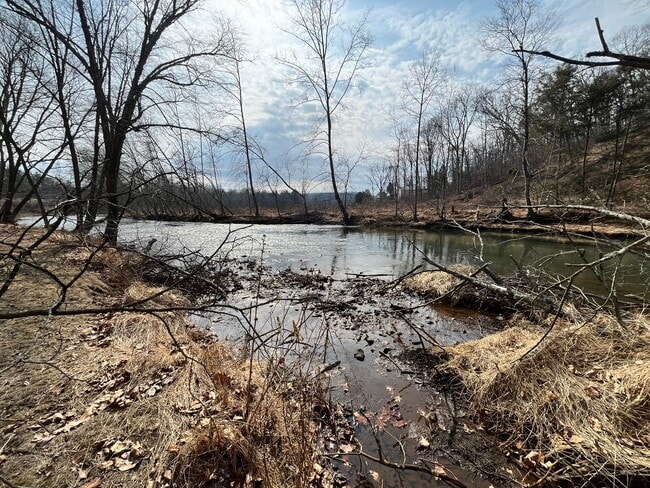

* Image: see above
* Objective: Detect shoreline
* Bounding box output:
[126,208,647,240]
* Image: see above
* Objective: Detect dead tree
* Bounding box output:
[519,18,650,70]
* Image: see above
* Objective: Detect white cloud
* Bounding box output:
[191,0,648,191]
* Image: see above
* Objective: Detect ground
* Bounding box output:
[0,225,322,488]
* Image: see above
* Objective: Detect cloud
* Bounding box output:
[194,0,648,191]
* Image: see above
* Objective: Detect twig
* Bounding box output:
[378,350,415,375]
[516,276,574,362]
[333,451,468,488]
[382,264,423,291]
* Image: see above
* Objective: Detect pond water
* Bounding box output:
[118,220,648,299]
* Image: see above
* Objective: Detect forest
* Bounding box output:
[0,0,647,229]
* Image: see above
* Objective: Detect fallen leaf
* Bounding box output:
[53,416,90,435]
[130,441,145,458]
[418,437,430,448]
[590,417,603,432]
[33,432,55,445]
[432,464,447,476]
[545,391,558,402]
[114,458,138,472]
[568,435,584,444]
[81,478,102,488]
[522,451,542,469]
[109,440,130,456]
[339,443,355,453]
[584,386,601,399]
[463,423,475,434]
[353,411,368,425]
[370,470,380,481]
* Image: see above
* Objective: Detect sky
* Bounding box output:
[202,0,648,192]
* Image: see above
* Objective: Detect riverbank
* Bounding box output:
[128,202,649,240]
[0,225,323,488]
[2,223,648,487]
[402,268,650,486]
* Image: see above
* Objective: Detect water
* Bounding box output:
[17,217,648,485]
[114,220,647,486]
[118,220,649,299]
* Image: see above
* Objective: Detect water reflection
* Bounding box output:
[111,221,648,298]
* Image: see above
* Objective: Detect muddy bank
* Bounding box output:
[195,257,519,487]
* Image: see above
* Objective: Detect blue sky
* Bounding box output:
[207,0,648,191]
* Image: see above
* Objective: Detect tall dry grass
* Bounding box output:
[446,311,650,485]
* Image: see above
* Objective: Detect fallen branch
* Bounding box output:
[412,243,562,315]
[335,451,468,488]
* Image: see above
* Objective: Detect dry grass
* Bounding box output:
[0,225,323,488]
[405,266,476,297]
[445,311,650,485]
[403,266,512,313]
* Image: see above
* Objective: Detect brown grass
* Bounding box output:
[0,225,322,488]
[404,266,476,297]
[445,311,650,485]
[403,266,512,314]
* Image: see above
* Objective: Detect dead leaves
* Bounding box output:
[97,438,146,472]
[357,395,407,432]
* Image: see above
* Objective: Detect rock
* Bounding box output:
[354,349,365,361]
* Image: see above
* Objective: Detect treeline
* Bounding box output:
[375,6,650,221]
[0,0,648,238]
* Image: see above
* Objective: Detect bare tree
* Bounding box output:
[6,0,233,243]
[402,51,444,221]
[0,13,66,224]
[279,0,372,225]
[482,0,559,217]
[436,83,479,196]
[213,32,261,217]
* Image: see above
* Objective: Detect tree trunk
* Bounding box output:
[522,61,535,218]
